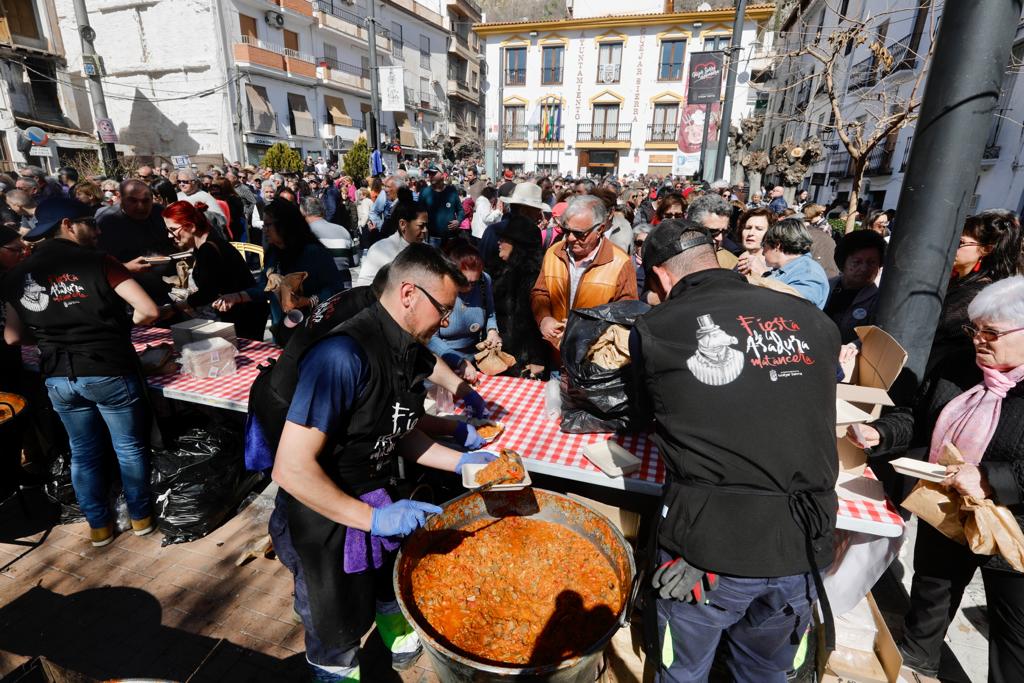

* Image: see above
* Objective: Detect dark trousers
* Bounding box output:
[655,551,816,683]
[903,522,1024,682]
[269,489,396,668]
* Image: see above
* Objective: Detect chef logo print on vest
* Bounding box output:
[737,314,815,377]
[369,400,420,474]
[19,274,49,312]
[687,314,745,386]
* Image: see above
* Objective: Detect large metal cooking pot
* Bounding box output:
[394,488,637,683]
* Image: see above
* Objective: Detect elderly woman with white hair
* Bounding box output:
[848,275,1024,682]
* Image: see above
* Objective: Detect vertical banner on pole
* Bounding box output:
[379,66,406,112]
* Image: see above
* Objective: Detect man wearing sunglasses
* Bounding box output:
[532,194,637,350]
[3,198,160,548]
[175,169,225,222]
[267,244,498,681]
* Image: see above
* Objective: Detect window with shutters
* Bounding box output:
[420,35,430,69]
[7,0,41,40]
[283,29,299,53]
[503,105,526,140]
[239,14,258,40]
[591,104,620,140]
[506,47,526,85]
[596,43,622,84]
[542,46,564,85]
[391,22,403,58]
[659,40,687,80]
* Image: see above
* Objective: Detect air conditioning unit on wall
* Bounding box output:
[265,11,284,28]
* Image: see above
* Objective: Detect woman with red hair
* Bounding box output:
[163,201,268,339]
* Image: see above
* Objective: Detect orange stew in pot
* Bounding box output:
[408,517,621,666]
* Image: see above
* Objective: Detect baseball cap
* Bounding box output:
[425,163,441,175]
[26,197,96,241]
[503,169,514,180]
[551,201,569,219]
[642,219,714,277]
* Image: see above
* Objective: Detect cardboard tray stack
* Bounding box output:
[824,326,909,681]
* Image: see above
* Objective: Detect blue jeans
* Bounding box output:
[44,375,152,528]
[656,551,816,683]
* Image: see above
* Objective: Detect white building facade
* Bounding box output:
[45,0,470,168]
[475,1,775,178]
[762,0,1024,214]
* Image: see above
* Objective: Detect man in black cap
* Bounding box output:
[632,219,840,682]
[3,198,160,548]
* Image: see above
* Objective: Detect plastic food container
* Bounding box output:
[179,336,237,379]
[460,450,531,491]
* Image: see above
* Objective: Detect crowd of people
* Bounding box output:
[3,155,1024,683]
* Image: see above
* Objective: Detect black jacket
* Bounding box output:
[871,361,1024,573]
[634,268,840,577]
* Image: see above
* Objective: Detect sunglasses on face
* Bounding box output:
[633,239,646,248]
[662,211,684,219]
[413,283,453,322]
[178,180,194,186]
[561,220,603,240]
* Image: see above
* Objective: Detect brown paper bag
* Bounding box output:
[962,496,1024,572]
[265,271,308,312]
[901,480,968,544]
[474,341,516,376]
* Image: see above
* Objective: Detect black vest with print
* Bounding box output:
[4,238,135,378]
[252,297,433,495]
[635,268,840,578]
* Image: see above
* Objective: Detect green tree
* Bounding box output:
[260,142,303,173]
[343,136,371,180]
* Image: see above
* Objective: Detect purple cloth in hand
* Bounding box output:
[343,488,401,574]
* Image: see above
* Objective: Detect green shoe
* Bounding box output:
[375,611,422,670]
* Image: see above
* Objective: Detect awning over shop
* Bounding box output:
[244,84,276,134]
[393,112,417,148]
[287,92,315,138]
[324,95,353,127]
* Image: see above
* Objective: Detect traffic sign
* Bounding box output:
[171,155,191,169]
[29,146,53,157]
[24,126,48,145]
[97,118,118,143]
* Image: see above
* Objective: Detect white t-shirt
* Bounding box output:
[177,189,225,218]
[355,232,408,287]
[471,195,501,239]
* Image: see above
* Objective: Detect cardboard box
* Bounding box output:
[837,326,907,420]
[170,320,237,351]
[820,592,903,683]
[567,493,641,544]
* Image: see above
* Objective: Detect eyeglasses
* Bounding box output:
[633,239,646,248]
[662,211,685,219]
[962,324,1024,342]
[958,240,981,249]
[562,220,603,240]
[178,180,194,186]
[413,284,453,322]
[706,229,727,239]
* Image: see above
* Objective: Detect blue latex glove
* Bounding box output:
[370,499,443,537]
[453,422,485,450]
[456,450,498,474]
[462,391,490,419]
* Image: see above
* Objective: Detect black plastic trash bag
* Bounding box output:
[152,426,264,546]
[44,455,84,524]
[560,300,650,434]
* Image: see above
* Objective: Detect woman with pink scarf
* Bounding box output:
[848,276,1024,682]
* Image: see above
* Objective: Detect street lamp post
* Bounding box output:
[714,0,747,181]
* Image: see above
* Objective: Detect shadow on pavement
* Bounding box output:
[0,586,306,682]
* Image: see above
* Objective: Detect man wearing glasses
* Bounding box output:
[687,193,739,270]
[531,194,637,350]
[266,243,497,681]
[3,198,160,548]
[175,169,225,222]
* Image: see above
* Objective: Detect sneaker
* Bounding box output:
[90,524,114,547]
[375,611,422,670]
[131,516,155,537]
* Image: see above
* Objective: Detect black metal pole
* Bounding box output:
[714,0,747,180]
[875,0,1023,395]
[697,103,711,180]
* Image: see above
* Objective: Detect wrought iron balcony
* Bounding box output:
[503,125,528,142]
[882,34,917,78]
[576,123,633,143]
[848,55,876,91]
[647,123,678,142]
[505,68,526,86]
[864,145,893,176]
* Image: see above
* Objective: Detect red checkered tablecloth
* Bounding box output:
[469,374,664,493]
[472,375,904,536]
[21,326,281,413]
